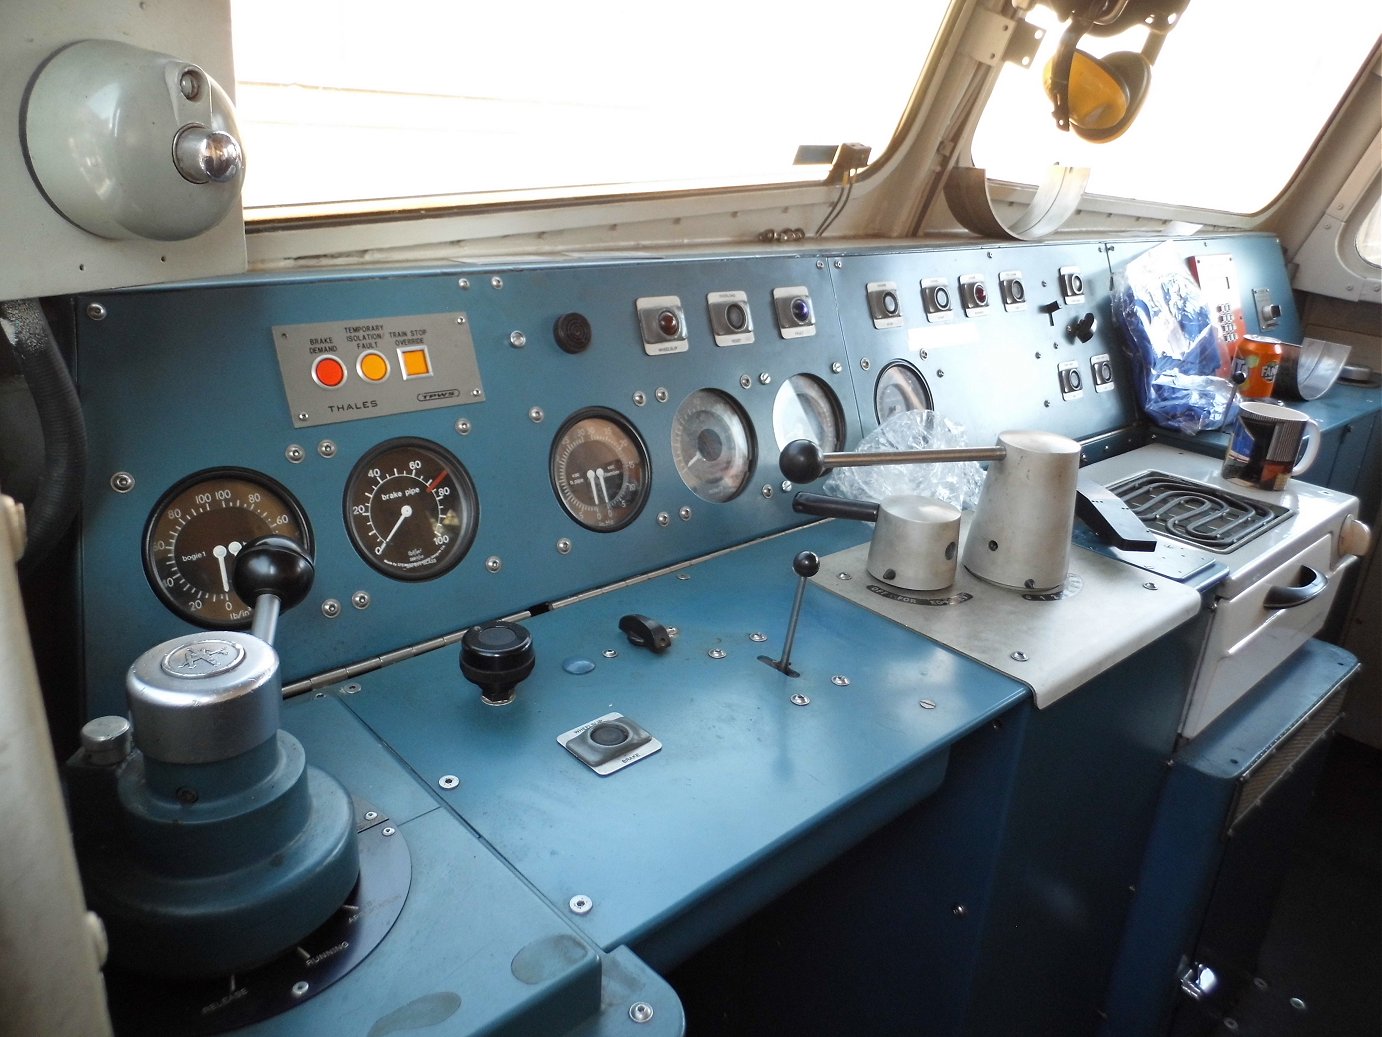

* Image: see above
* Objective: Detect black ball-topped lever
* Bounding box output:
[758,550,819,678]
[232,534,315,646]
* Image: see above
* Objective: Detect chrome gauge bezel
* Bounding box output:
[343,437,479,581]
[772,373,845,453]
[549,407,651,533]
[142,468,313,629]
[670,388,756,503]
[873,360,934,424]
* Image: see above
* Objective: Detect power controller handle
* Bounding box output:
[233,535,315,645]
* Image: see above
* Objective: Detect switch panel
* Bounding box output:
[920,277,954,322]
[1057,359,1084,401]
[866,281,904,329]
[772,286,816,338]
[636,296,689,355]
[707,290,754,346]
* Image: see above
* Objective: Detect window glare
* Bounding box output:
[1357,193,1382,267]
[229,1,944,214]
[971,5,1382,214]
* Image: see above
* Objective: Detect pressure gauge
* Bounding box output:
[143,469,312,627]
[772,374,845,452]
[550,408,651,532]
[874,361,933,424]
[670,388,755,503]
[344,438,479,580]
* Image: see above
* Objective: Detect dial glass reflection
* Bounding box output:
[874,361,933,424]
[772,374,844,452]
[671,388,756,503]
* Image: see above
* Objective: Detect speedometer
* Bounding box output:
[670,388,755,503]
[344,438,479,580]
[143,469,312,628]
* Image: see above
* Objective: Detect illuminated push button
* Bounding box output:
[398,345,433,379]
[312,355,347,389]
[358,350,390,382]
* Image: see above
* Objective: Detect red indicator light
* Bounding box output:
[313,355,347,388]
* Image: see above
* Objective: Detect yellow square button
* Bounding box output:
[399,346,432,379]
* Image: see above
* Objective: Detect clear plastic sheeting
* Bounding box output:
[821,409,988,510]
[1112,242,1240,434]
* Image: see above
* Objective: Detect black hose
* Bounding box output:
[0,299,87,572]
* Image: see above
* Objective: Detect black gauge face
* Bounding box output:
[772,374,845,451]
[344,438,478,581]
[671,388,755,503]
[550,408,651,532]
[874,361,934,424]
[143,470,312,628]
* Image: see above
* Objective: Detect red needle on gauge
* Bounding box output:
[426,471,446,493]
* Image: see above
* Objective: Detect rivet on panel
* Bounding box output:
[920,699,937,709]
[110,471,135,493]
[438,775,460,790]
[569,895,593,915]
[490,276,504,289]
[708,648,727,660]
[285,445,305,463]
[654,387,669,403]
[321,599,341,618]
[485,556,502,573]
[317,440,336,458]
[455,419,471,435]
[629,1002,655,1024]
[509,331,526,348]
[790,693,811,706]
[352,591,371,610]
[831,675,850,687]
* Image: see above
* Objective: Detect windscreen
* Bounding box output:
[971,3,1381,214]
[230,0,949,217]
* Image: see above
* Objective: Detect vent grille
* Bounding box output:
[1229,689,1345,832]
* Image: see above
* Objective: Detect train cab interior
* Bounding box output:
[2,1,1380,1035]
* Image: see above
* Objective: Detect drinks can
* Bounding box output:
[1233,335,1283,398]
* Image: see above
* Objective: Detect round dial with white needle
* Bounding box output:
[670,388,755,503]
[550,408,651,532]
[344,438,478,580]
[143,470,312,627]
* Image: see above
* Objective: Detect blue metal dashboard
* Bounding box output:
[65,232,1307,1035]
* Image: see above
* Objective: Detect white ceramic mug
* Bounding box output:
[1221,401,1321,491]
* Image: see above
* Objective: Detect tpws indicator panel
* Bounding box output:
[273,312,485,428]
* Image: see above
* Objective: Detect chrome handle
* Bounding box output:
[1263,565,1328,610]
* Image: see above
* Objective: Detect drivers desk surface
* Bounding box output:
[247,519,1030,1035]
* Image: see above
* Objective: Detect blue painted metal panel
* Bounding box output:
[335,519,1026,957]
[1101,639,1359,1036]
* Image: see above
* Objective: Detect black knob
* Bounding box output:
[232,535,314,610]
[1073,312,1098,343]
[553,312,593,354]
[780,439,827,484]
[460,621,535,705]
[793,551,821,579]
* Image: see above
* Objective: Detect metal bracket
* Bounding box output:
[961,10,1042,68]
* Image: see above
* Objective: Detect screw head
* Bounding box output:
[569,895,593,915]
[1010,651,1029,662]
[790,693,811,706]
[758,372,772,385]
[455,419,471,435]
[110,471,135,493]
[285,444,305,463]
[85,302,107,321]
[831,675,850,687]
[352,591,371,610]
[438,775,460,789]
[317,439,336,458]
[490,276,504,289]
[458,278,471,290]
[602,649,619,659]
[740,375,753,389]
[321,599,341,618]
[632,391,647,407]
[654,387,669,403]
[920,699,937,709]
[860,358,872,371]
[485,556,502,573]
[708,648,727,660]
[556,538,572,555]
[529,407,544,423]
[509,330,527,348]
[629,1002,655,1024]
[749,632,768,643]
